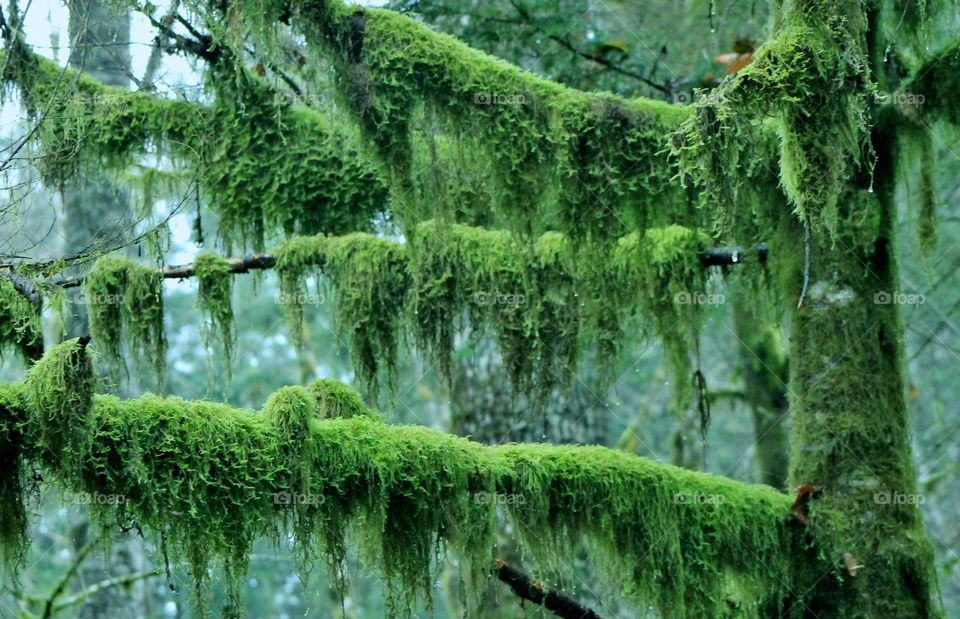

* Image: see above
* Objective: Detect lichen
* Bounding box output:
[84,254,166,386]
[0,343,803,617]
[194,252,235,374]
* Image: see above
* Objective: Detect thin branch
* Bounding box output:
[495,559,602,619]
[53,571,158,613]
[41,537,98,619]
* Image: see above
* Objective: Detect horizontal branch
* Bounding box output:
[50,253,278,289]
[44,243,765,291]
[0,340,802,617]
[495,559,601,619]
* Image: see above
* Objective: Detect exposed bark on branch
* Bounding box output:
[495,559,602,619]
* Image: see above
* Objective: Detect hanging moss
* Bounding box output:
[0,382,29,574]
[0,275,43,361]
[194,252,236,374]
[276,222,709,403]
[2,48,387,253]
[84,254,166,386]
[222,0,698,240]
[25,339,94,476]
[0,343,805,617]
[673,3,871,237]
[275,233,409,398]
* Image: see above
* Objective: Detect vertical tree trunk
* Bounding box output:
[785,179,937,615]
[65,3,149,617]
[734,298,789,489]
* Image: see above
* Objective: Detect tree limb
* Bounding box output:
[495,559,602,619]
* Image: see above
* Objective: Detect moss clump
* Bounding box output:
[308,378,376,419]
[194,252,235,374]
[25,338,94,476]
[674,3,871,237]
[0,343,803,617]
[0,382,29,574]
[276,222,709,404]
[84,254,166,386]
[0,275,43,360]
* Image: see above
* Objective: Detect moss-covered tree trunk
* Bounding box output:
[785,182,937,615]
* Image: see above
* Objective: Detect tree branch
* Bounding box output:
[495,559,601,619]
[34,242,764,292]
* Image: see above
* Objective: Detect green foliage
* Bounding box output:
[0,344,801,617]
[84,254,166,385]
[194,252,235,374]
[0,276,43,361]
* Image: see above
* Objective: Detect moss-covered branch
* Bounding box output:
[198,0,720,240]
[2,45,386,250]
[0,340,806,617]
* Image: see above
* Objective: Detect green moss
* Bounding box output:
[275,233,408,399]
[276,222,709,404]
[25,339,94,476]
[0,276,43,361]
[0,344,803,617]
[194,252,235,374]
[84,254,166,386]
[674,3,871,237]
[0,382,29,574]
[2,47,386,253]
[308,378,376,419]
[276,1,693,239]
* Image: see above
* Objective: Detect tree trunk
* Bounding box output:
[734,298,789,489]
[785,179,937,615]
[65,3,149,618]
